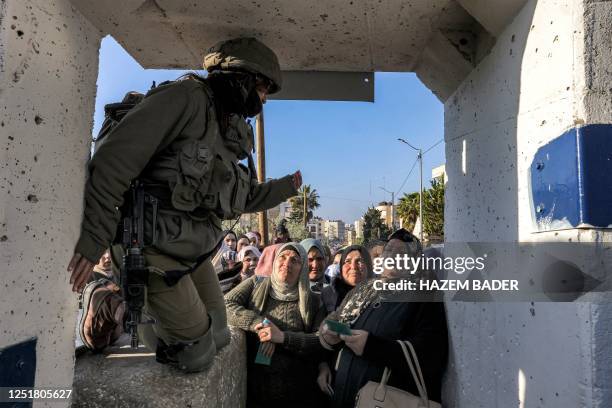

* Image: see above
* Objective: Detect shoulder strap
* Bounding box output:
[397,340,429,404]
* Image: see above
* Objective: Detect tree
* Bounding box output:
[397,191,420,232]
[289,185,320,224]
[362,207,391,244]
[423,179,444,238]
[285,219,311,241]
[396,180,445,240]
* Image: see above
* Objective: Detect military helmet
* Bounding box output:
[204,37,282,94]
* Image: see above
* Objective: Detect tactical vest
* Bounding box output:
[141,80,257,221]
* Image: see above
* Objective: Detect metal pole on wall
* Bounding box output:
[256,110,268,246]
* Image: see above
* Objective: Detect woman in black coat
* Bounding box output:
[320,231,448,407]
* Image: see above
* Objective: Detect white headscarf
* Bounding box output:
[237,245,261,262]
[245,232,260,247]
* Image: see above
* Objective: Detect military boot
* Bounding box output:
[78,278,125,352]
[152,322,217,372]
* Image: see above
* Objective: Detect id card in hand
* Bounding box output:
[325,319,352,336]
[255,343,272,365]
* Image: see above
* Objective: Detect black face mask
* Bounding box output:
[244,88,263,117]
[207,71,262,117]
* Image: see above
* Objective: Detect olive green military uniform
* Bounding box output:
[76,76,296,371]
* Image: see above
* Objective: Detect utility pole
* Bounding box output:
[256,110,268,246]
[303,188,307,228]
[418,149,423,243]
[398,138,424,243]
[379,186,395,230]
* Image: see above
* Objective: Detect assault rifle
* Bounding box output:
[120,181,157,348]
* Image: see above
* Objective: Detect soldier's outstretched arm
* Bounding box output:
[68,81,209,292]
[244,170,302,213]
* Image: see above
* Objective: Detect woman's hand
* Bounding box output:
[255,321,285,344]
[317,362,333,396]
[320,323,342,348]
[340,329,369,356]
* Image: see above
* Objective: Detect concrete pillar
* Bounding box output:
[0,0,102,403]
[443,1,612,407]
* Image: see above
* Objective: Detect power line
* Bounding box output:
[423,138,444,155]
[395,157,419,197]
[319,195,372,203]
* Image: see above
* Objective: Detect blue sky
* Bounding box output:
[93,36,445,224]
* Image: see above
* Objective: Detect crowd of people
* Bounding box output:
[87,226,449,407]
[212,226,448,407]
[69,36,448,407]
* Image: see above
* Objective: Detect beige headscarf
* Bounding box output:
[250,242,317,331]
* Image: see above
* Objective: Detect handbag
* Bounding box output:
[355,340,441,408]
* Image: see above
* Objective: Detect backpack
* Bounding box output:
[93,81,173,152]
[93,91,144,153]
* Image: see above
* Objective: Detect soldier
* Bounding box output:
[69,37,301,372]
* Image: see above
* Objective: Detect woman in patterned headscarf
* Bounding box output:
[318,230,448,407]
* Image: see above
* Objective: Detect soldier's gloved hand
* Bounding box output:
[292,170,302,190]
[68,253,95,293]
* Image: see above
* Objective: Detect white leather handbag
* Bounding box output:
[355,340,441,408]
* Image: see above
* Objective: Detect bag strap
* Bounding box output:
[373,368,392,402]
[405,340,428,397]
[397,340,430,405]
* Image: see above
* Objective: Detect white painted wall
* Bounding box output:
[443,0,611,406]
[0,0,102,405]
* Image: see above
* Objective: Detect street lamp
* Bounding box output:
[378,186,395,231]
[398,138,423,243]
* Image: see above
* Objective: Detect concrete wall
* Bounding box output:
[443,0,611,407]
[0,0,102,405]
[72,328,247,408]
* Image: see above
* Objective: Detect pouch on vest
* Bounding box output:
[172,140,214,212]
[231,162,251,215]
[224,114,255,159]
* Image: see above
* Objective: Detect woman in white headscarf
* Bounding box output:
[225,242,327,407]
[236,245,261,281]
[245,231,260,248]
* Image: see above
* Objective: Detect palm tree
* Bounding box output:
[362,207,391,243]
[423,179,444,238]
[289,184,320,224]
[397,191,420,232]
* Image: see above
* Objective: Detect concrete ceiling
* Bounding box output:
[71,0,527,101]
